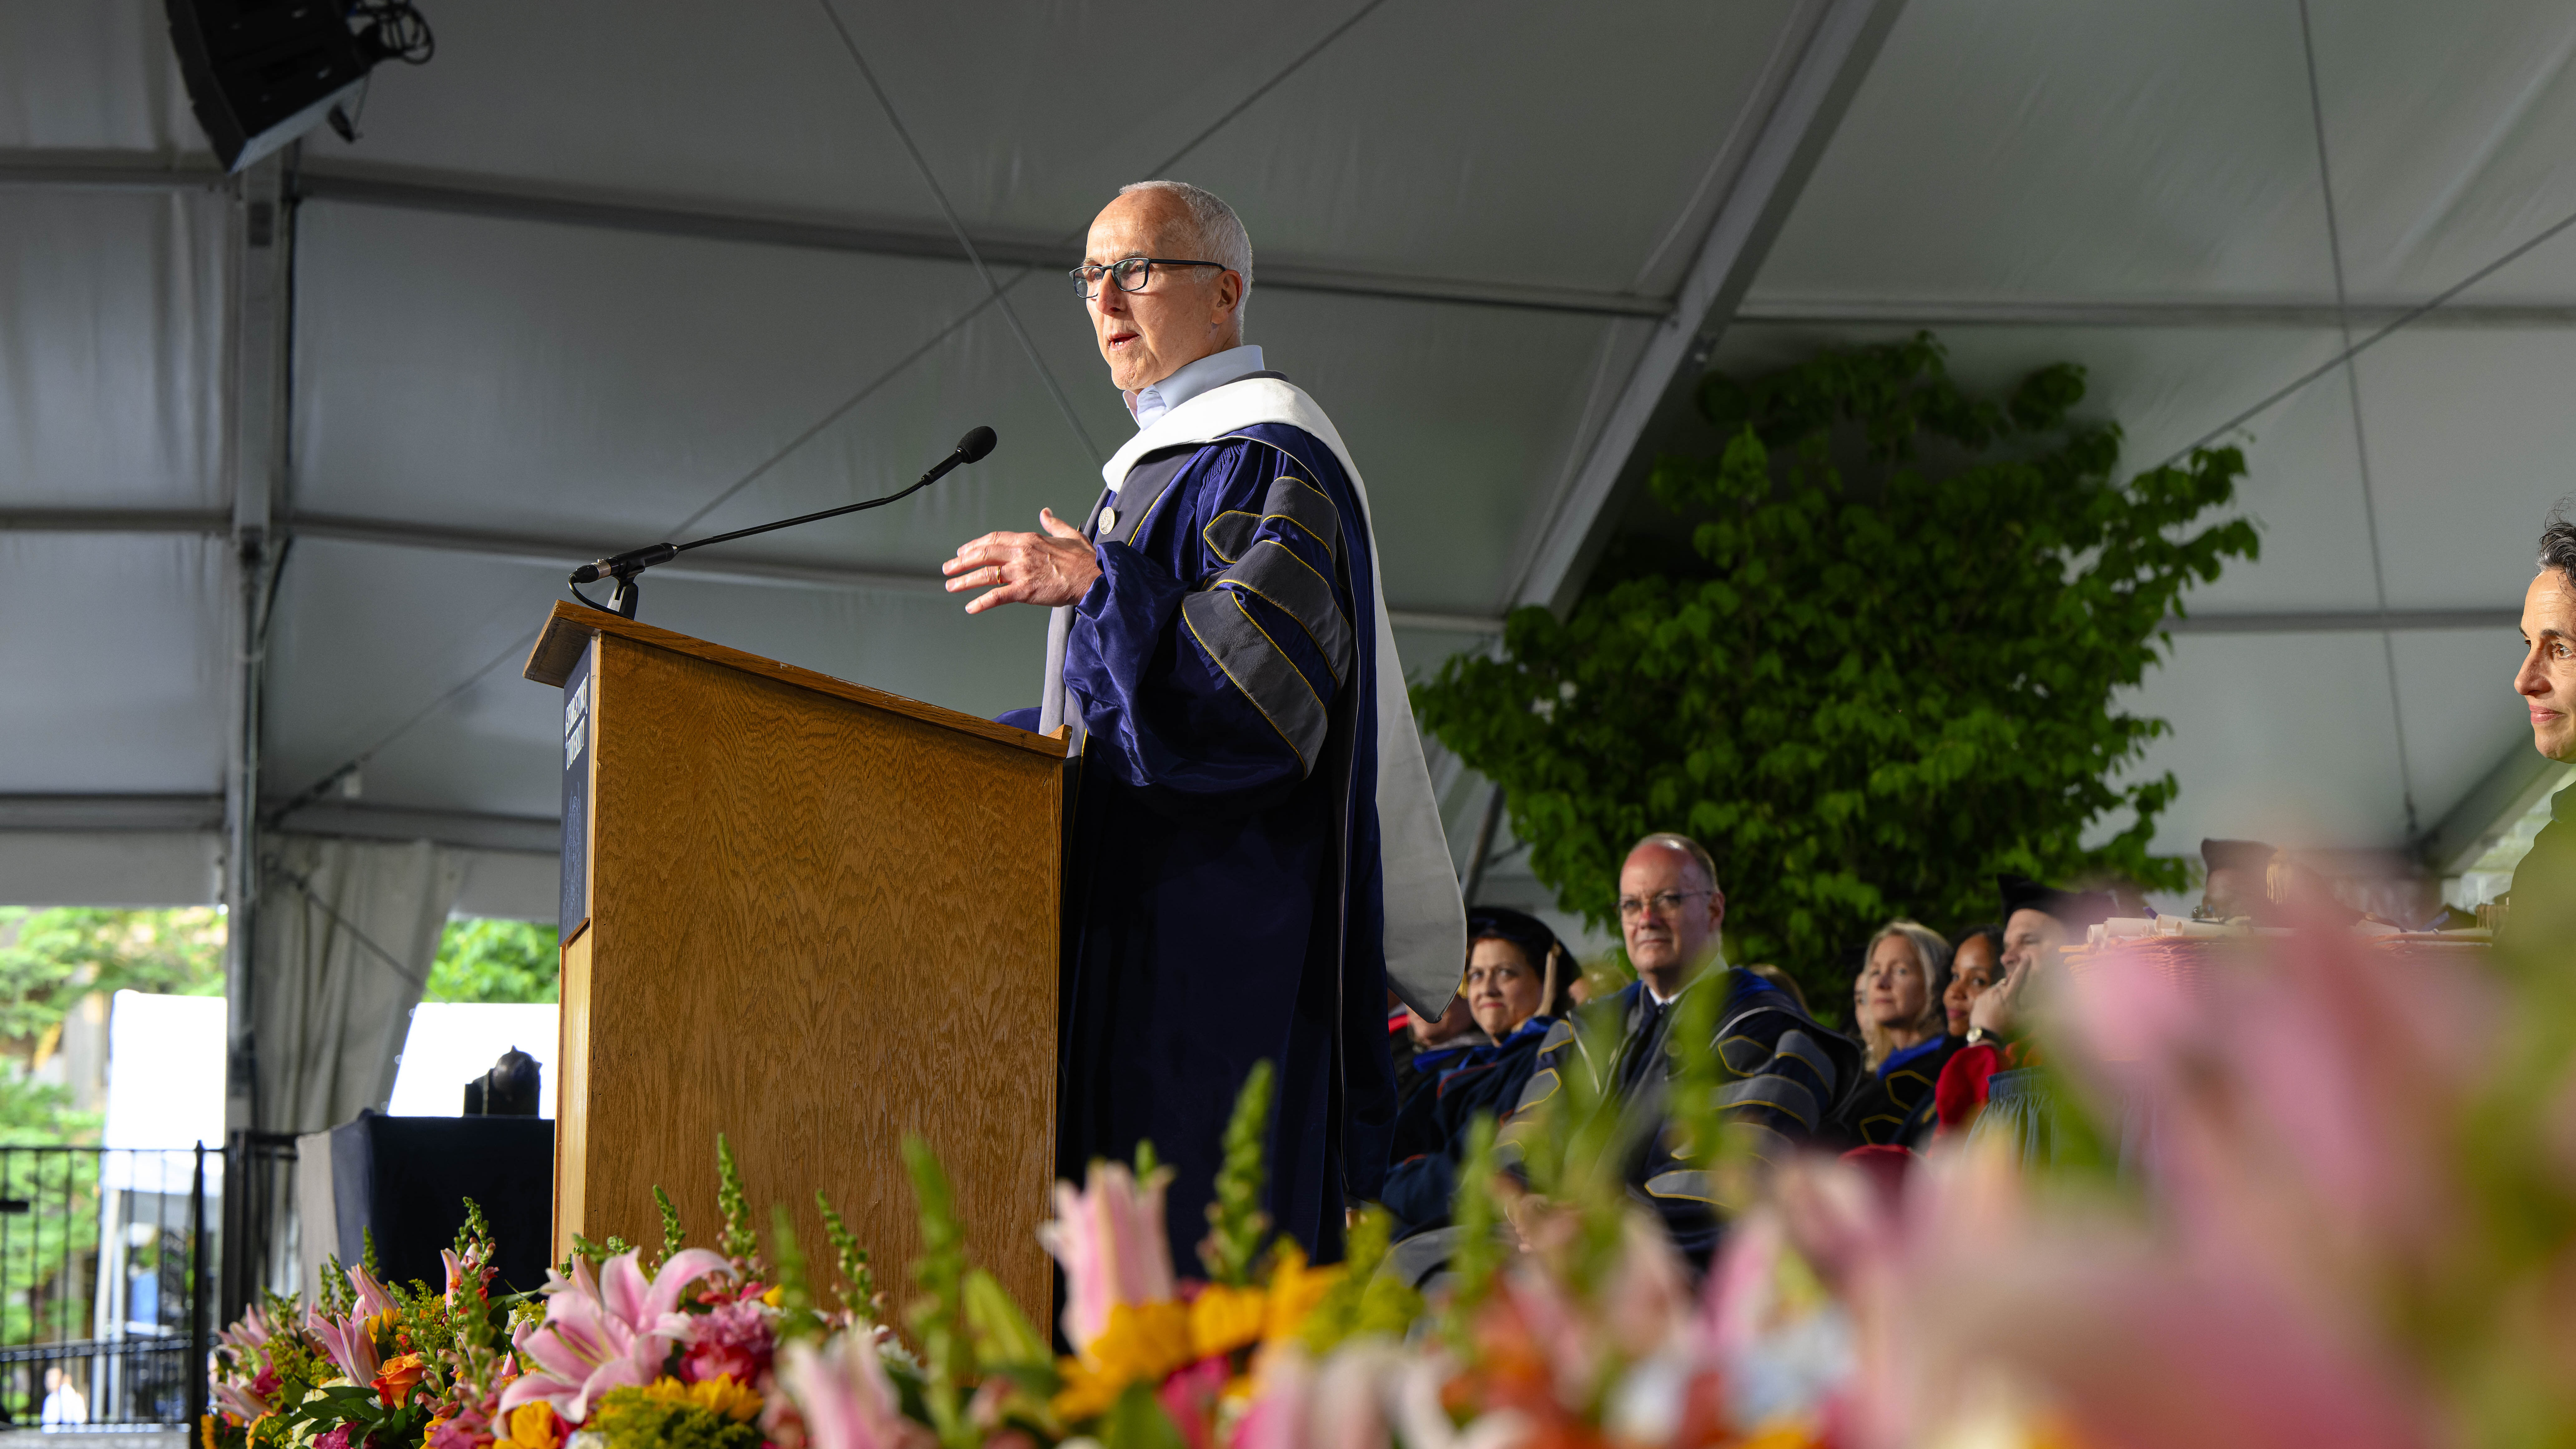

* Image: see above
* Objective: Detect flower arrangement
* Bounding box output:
[211,911,2576,1449]
[206,1141,837,1449]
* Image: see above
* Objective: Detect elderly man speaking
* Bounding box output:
[942,180,1464,1266]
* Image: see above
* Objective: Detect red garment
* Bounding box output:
[1934,1042,2015,1134]
[1839,1144,1913,1207]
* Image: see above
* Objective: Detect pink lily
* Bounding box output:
[215,1300,277,1355]
[1810,923,2477,1449]
[776,1330,927,1449]
[306,1305,381,1384]
[1845,1143,2436,1449]
[350,1263,400,1320]
[497,1246,731,1422]
[1231,1343,1314,1449]
[1035,1160,1174,1352]
[303,1261,407,1384]
[211,1378,270,1425]
[209,1301,285,1419]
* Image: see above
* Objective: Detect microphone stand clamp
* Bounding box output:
[570,542,678,619]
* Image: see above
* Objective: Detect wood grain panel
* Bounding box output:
[557,628,1062,1320]
[555,928,593,1264]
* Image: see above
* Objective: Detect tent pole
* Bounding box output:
[1503,0,1910,619]
[220,151,295,1321]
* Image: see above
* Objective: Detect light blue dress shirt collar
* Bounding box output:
[1124,344,1266,430]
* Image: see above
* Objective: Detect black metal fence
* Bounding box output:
[0,1137,302,1430]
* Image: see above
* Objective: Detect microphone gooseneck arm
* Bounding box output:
[570,425,998,618]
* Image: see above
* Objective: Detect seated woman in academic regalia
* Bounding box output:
[1391,989,1488,1108]
[1830,919,1960,1149]
[1380,907,1572,1232]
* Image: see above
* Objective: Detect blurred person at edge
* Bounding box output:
[1932,874,2114,1137]
[1831,920,1961,1149]
[1744,962,1810,1013]
[1498,832,1860,1261]
[2510,505,2576,937]
[1379,907,1573,1232]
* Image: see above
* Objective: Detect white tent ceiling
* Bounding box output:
[3,0,2570,934]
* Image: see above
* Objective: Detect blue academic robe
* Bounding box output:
[1832,1034,1964,1149]
[1002,421,1395,1270]
[1507,971,1861,1261]
[1380,1014,1558,1232]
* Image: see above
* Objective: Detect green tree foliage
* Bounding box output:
[0,907,228,1339]
[425,918,559,1003]
[1413,335,2258,1006]
[0,907,225,1038]
[0,907,226,1144]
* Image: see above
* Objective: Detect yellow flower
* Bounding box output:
[1049,1359,1121,1422]
[640,1376,763,1424]
[1188,1284,1268,1360]
[760,1286,784,1309]
[500,1402,561,1449]
[201,1414,221,1449]
[1094,1300,1197,1380]
[1736,1422,1828,1449]
[1258,1247,1342,1344]
[1051,1300,1195,1420]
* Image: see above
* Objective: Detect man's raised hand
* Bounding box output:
[941,508,1103,614]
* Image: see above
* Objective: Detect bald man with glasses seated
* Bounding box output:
[942,180,1463,1272]
[1501,832,1858,1261]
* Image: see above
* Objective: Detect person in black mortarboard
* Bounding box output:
[1930,873,2116,1138]
[2196,838,2277,922]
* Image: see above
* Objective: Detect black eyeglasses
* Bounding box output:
[1616,889,1711,922]
[1069,256,1225,299]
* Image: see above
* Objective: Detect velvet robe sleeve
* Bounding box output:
[1061,439,1360,813]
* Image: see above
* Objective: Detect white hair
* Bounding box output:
[1118,179,1253,325]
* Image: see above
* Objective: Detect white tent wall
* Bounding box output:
[254,834,464,1131]
[1679,0,2576,901]
[0,532,232,789]
[11,0,2576,952]
[0,831,220,907]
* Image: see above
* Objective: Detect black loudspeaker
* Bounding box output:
[320,1113,556,1296]
[163,0,373,171]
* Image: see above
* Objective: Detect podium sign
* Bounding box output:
[524,603,1067,1315]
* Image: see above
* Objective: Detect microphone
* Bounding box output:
[569,426,998,618]
[570,543,674,586]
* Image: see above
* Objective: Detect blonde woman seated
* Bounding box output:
[1830,919,1959,1148]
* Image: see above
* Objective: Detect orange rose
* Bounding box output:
[371,1353,427,1407]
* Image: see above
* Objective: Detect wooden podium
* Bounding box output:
[522,602,1069,1315]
